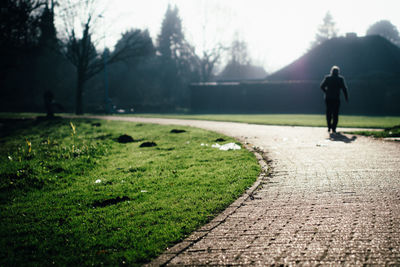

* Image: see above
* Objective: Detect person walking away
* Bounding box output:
[320,66,349,133]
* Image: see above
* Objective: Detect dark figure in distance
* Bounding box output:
[320,66,349,133]
[44,90,63,118]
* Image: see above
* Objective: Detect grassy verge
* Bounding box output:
[348,125,400,138]
[118,113,400,129]
[0,117,259,266]
[2,112,400,128]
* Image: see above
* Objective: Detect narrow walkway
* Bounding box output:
[95,116,400,266]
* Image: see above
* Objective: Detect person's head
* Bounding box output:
[330,66,340,76]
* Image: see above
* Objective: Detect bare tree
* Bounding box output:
[58,0,153,114]
[194,1,230,82]
[198,44,227,82]
[229,34,250,66]
[218,33,251,80]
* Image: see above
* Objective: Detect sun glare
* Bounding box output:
[97,0,400,72]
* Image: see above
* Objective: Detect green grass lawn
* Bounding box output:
[119,113,400,129]
[0,117,259,266]
[2,112,400,129]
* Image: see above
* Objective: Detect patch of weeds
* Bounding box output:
[0,119,110,193]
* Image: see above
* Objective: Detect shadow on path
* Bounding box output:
[329,132,357,143]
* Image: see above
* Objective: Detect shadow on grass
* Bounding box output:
[0,117,65,139]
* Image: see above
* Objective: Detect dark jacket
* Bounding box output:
[320,75,348,101]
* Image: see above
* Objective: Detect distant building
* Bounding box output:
[190,35,400,115]
[346,32,357,38]
[267,35,400,80]
[216,64,268,82]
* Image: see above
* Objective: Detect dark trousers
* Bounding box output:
[325,99,340,131]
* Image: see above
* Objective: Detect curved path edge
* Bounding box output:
[76,115,272,265]
[75,115,274,265]
[148,144,269,266]
[72,115,400,266]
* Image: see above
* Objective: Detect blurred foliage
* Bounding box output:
[366,20,400,47]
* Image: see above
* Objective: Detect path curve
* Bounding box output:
[92,116,400,266]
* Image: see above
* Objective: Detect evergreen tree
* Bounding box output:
[38,0,58,49]
[157,4,199,108]
[35,0,70,114]
[114,29,154,59]
[107,29,155,109]
[0,0,45,83]
[311,12,339,48]
[158,6,183,58]
[0,0,52,112]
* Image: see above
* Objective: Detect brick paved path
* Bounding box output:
[96,117,400,266]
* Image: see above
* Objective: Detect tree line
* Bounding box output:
[1,2,399,115]
[311,12,400,48]
[1,0,266,114]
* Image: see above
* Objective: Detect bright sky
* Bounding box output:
[78,0,400,73]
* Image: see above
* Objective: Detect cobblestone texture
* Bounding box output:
[93,117,400,266]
